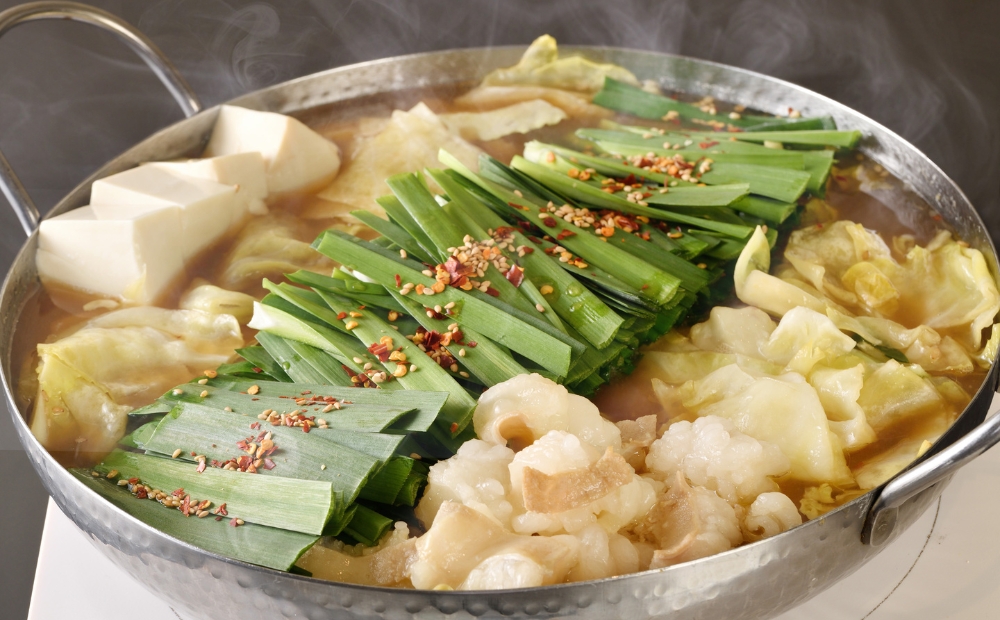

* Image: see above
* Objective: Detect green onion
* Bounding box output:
[233,346,291,382]
[358,456,416,504]
[698,162,810,203]
[388,289,527,386]
[199,377,447,421]
[255,332,353,387]
[144,402,383,502]
[592,77,771,127]
[341,504,394,546]
[350,209,436,265]
[312,231,574,377]
[71,470,317,571]
[96,450,341,535]
[724,129,861,148]
[312,289,477,435]
[435,157,625,348]
[392,468,428,506]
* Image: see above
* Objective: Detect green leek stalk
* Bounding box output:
[96,450,342,535]
[72,470,317,571]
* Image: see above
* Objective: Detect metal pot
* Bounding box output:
[2,3,998,619]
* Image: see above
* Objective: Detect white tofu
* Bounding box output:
[204,105,341,194]
[90,166,238,263]
[36,206,185,304]
[145,152,269,221]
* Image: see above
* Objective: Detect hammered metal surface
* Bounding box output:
[3,46,998,620]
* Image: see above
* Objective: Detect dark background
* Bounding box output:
[0,1,996,617]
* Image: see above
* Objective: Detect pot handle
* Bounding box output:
[0,1,201,236]
[862,376,1000,546]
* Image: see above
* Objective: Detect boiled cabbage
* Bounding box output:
[313,103,482,220]
[30,307,242,458]
[218,211,333,291]
[179,278,256,324]
[783,221,1000,352]
[438,99,567,141]
[672,364,853,484]
[481,35,639,93]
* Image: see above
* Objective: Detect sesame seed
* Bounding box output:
[172,389,183,396]
[458,348,466,357]
[409,364,417,372]
[459,371,470,378]
[204,369,217,378]
[171,449,183,459]
[535,303,545,313]
[105,470,119,479]
[321,464,327,470]
[345,320,359,330]
[197,378,209,385]
[247,385,260,395]
[199,390,209,398]
[399,249,408,259]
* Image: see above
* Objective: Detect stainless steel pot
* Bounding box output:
[2,3,998,619]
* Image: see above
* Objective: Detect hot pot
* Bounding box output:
[2,3,998,619]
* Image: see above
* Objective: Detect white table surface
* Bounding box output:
[28,396,1000,620]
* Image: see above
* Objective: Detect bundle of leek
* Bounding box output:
[76,378,451,569]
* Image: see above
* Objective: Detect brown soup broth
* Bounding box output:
[11,84,989,491]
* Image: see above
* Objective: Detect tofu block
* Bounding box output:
[204,105,341,194]
[145,152,269,221]
[36,206,185,304]
[90,166,238,263]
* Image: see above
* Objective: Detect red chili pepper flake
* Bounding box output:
[229,518,240,528]
[505,264,525,287]
[196,461,206,474]
[236,439,248,450]
[262,458,276,470]
[507,202,528,211]
[452,330,464,343]
[542,217,558,227]
[556,230,576,240]
[485,287,500,298]
[444,256,474,289]
[394,274,402,287]
[128,477,139,485]
[135,487,148,499]
[699,141,719,149]
[252,367,263,373]
[467,341,478,348]
[336,311,348,320]
[450,423,459,433]
[216,503,228,516]
[368,342,391,362]
[641,284,650,289]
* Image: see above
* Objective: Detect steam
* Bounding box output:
[0,0,994,232]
